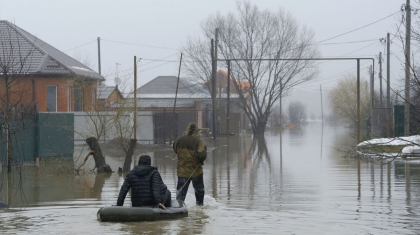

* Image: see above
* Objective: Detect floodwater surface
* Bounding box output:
[1,123,420,234]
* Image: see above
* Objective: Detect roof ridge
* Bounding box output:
[3,21,75,75]
[2,21,102,79]
[15,23,93,72]
[136,76,172,92]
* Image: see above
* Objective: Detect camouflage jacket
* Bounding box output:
[173,134,207,178]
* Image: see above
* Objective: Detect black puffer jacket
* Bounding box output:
[116,164,167,207]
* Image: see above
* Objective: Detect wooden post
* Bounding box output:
[211,39,217,139]
[134,56,137,140]
[405,0,411,136]
[173,53,183,140]
[97,37,101,75]
[357,59,360,143]
[226,60,231,137]
[386,33,392,137]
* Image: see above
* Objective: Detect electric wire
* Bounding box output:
[64,39,96,52]
[101,39,179,51]
[313,11,400,45]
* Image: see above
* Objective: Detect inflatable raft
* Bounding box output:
[97,199,188,222]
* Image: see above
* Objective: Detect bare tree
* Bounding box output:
[183,1,319,134]
[288,101,306,125]
[329,76,371,128]
[0,23,36,173]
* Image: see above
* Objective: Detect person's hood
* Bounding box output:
[132,164,156,177]
[184,122,199,137]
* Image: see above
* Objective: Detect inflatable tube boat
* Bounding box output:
[97,199,188,222]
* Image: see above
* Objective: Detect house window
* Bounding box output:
[74,88,84,112]
[47,86,57,112]
[68,86,72,111]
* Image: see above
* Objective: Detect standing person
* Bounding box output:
[173,122,207,206]
[116,155,171,209]
[366,116,372,136]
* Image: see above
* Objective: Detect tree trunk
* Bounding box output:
[86,137,112,173]
[252,121,267,135]
[122,139,137,173]
[7,129,13,173]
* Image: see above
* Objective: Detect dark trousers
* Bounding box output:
[176,174,205,206]
[162,189,172,207]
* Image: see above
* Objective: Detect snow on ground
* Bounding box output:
[357,135,420,158]
[402,145,420,154]
[357,135,420,147]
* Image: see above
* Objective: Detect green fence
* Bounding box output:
[394,105,404,137]
[0,112,74,166]
[394,105,420,137]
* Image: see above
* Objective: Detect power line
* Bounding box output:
[314,10,400,44]
[101,39,179,51]
[105,53,179,77]
[316,39,378,45]
[64,39,96,52]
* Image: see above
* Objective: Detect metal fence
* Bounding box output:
[0,106,74,166]
[73,109,248,145]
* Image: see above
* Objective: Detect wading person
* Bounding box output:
[116,155,171,209]
[173,122,207,206]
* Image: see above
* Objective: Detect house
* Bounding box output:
[132,76,211,142]
[96,85,124,111]
[0,21,104,165]
[129,75,245,143]
[0,21,104,113]
[203,69,251,96]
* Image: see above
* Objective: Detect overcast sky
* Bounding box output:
[0,0,411,116]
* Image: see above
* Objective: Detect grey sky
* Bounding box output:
[1,0,409,116]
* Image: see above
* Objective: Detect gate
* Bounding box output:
[153,112,178,144]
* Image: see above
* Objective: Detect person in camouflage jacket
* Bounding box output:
[173,122,207,205]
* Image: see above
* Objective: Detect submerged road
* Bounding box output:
[0,122,419,234]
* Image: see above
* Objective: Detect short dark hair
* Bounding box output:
[138,155,151,166]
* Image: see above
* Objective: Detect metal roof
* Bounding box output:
[127,99,212,108]
[97,85,118,99]
[0,21,104,80]
[136,76,209,95]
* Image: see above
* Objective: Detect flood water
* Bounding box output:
[1,122,420,234]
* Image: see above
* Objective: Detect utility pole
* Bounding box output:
[357,59,361,143]
[370,65,373,120]
[173,53,183,142]
[320,85,324,125]
[386,33,392,137]
[405,0,411,136]
[134,56,137,140]
[214,28,219,138]
[226,60,231,138]
[279,87,283,164]
[97,37,101,75]
[211,39,216,139]
[320,85,324,160]
[379,52,383,106]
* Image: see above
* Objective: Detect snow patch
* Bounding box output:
[70,66,92,72]
[402,145,420,154]
[357,135,420,147]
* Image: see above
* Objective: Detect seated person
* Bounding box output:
[117,155,171,209]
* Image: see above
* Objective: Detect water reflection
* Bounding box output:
[0,123,420,234]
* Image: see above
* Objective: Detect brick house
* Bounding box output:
[0,21,104,113]
[96,85,124,111]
